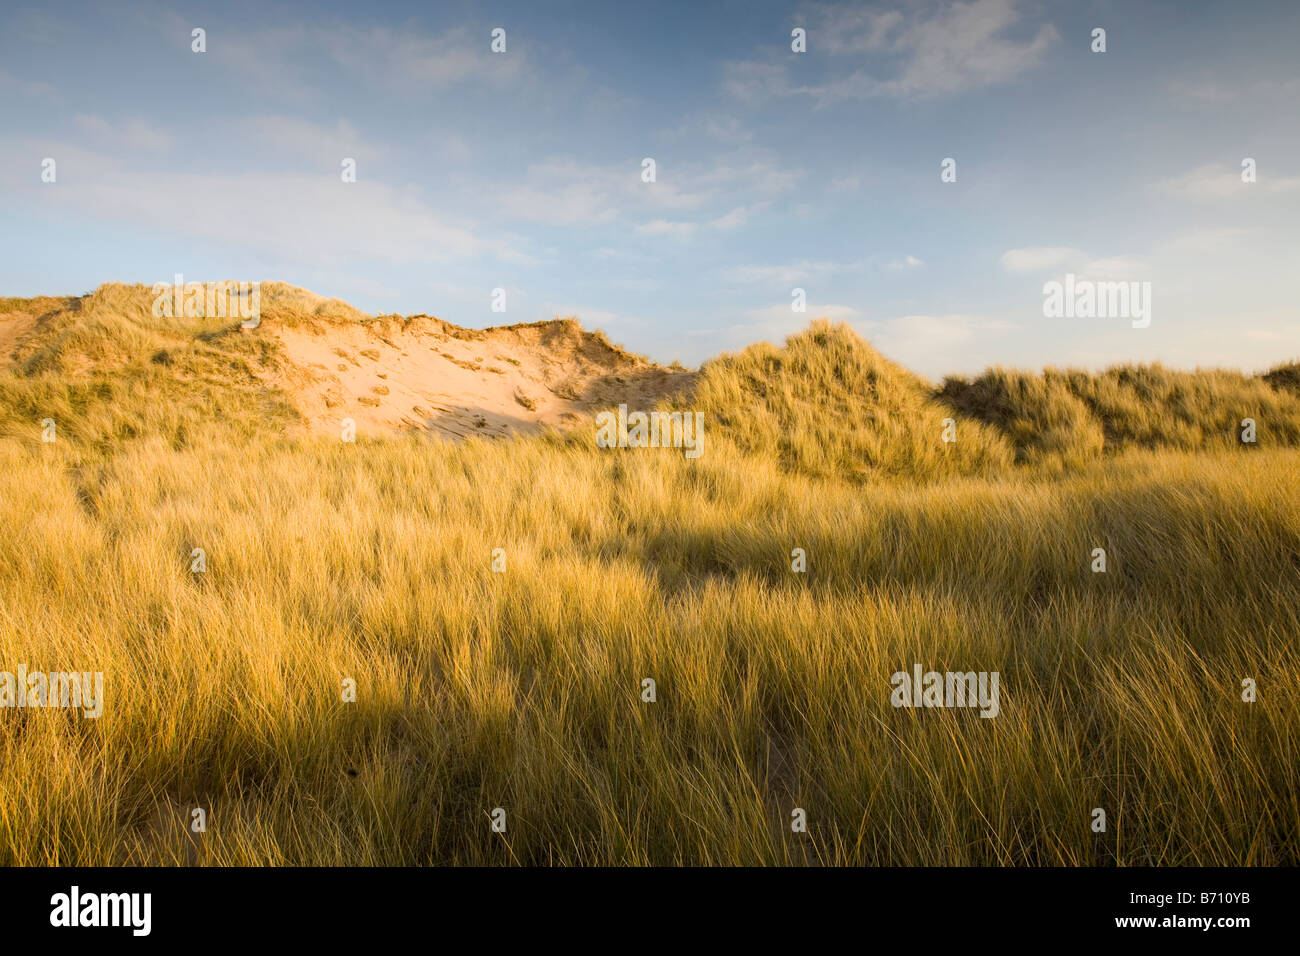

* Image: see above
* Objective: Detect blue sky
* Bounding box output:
[2,0,1297,376]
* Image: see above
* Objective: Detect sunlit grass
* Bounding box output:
[0,288,1296,865]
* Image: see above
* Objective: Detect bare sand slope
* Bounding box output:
[261,312,695,440]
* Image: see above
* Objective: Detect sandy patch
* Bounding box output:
[258,314,695,440]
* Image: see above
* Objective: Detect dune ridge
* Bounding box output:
[3,283,1298,472]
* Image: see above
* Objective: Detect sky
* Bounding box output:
[1,0,1297,377]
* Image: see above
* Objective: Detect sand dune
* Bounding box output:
[259,311,694,439]
[0,297,65,361]
[2,283,1300,867]
[0,283,694,442]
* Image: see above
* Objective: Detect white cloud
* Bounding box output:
[493,159,715,225]
[864,313,1014,364]
[1153,162,1300,201]
[237,116,379,165]
[543,305,642,329]
[725,0,1058,105]
[1002,246,1151,282]
[881,0,1057,97]
[1166,80,1235,104]
[684,302,860,345]
[709,202,770,230]
[1078,257,1149,281]
[319,25,527,92]
[492,154,799,228]
[1242,325,1300,343]
[588,247,659,265]
[142,13,530,103]
[720,253,922,284]
[710,207,749,230]
[1001,245,1150,288]
[72,115,174,152]
[813,7,905,54]
[722,302,861,338]
[1167,77,1300,105]
[1152,227,1252,255]
[0,68,57,98]
[494,162,628,225]
[665,114,754,144]
[607,277,662,293]
[1154,163,1248,201]
[8,139,529,268]
[1000,246,1084,272]
[718,259,849,285]
[701,115,753,143]
[636,220,696,239]
[722,61,798,103]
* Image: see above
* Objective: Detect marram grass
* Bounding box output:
[0,289,1296,865]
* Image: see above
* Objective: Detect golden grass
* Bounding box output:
[0,288,1296,865]
[695,321,1015,480]
[942,362,1300,470]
